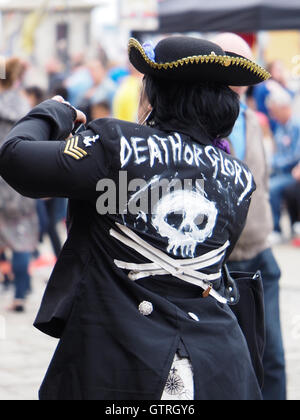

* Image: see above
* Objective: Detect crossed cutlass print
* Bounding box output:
[110,223,230,304]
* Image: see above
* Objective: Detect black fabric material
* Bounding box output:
[158,2,300,33]
[229,271,266,389]
[283,182,300,226]
[129,37,269,86]
[0,100,263,400]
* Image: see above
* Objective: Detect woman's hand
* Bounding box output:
[51,95,87,126]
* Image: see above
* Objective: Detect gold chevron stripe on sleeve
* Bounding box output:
[64,136,88,160]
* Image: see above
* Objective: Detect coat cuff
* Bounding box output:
[23,99,76,140]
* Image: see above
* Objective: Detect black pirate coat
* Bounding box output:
[0,100,262,400]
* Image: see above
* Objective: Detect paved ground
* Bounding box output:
[0,239,299,400]
[273,244,300,400]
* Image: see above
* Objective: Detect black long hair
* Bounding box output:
[144,75,240,141]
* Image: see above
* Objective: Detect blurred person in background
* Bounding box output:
[90,85,112,120]
[51,85,69,103]
[46,57,68,100]
[24,86,45,108]
[64,53,93,107]
[246,86,274,163]
[0,251,12,290]
[78,58,116,124]
[87,59,116,104]
[214,33,287,401]
[108,65,129,85]
[113,62,143,122]
[252,60,294,134]
[266,88,300,244]
[284,163,300,247]
[0,57,39,312]
[24,86,67,261]
[40,198,67,259]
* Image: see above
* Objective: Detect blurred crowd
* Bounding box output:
[0,42,300,315]
[245,60,300,247]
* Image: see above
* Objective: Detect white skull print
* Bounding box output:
[152,189,218,258]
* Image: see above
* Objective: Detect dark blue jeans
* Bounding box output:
[228,248,287,400]
[12,252,31,300]
[270,173,295,232]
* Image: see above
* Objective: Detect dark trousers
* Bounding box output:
[37,198,67,258]
[269,173,295,232]
[12,251,31,300]
[283,182,300,226]
[228,248,287,400]
[44,199,64,257]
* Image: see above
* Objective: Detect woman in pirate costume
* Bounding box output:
[0,36,270,400]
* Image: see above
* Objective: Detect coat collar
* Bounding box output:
[150,120,213,147]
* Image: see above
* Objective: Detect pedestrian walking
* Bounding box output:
[214,33,287,401]
[0,58,39,312]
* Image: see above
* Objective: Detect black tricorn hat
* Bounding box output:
[128,36,270,86]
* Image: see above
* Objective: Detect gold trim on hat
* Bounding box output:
[128,38,271,81]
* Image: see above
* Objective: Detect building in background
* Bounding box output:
[0,0,299,90]
[0,0,100,86]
